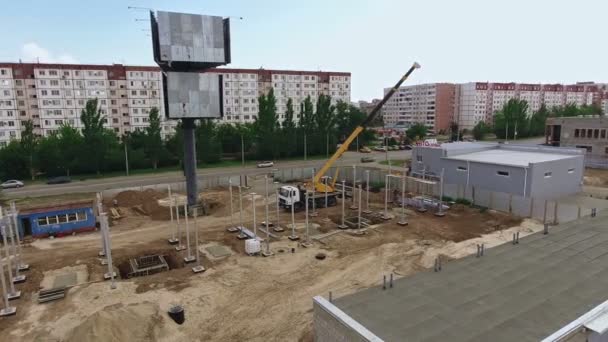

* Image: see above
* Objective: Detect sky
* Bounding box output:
[0,0,606,101]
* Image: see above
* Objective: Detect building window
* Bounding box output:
[594,129,600,139]
[496,170,510,177]
[37,217,48,226]
[416,155,423,162]
[544,171,552,178]
[601,130,606,139]
[568,168,575,174]
[574,129,580,138]
[587,129,593,138]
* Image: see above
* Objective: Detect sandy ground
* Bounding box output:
[0,184,541,342]
[584,168,608,188]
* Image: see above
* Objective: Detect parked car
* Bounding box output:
[359,146,372,153]
[404,145,413,150]
[389,145,399,151]
[46,176,72,185]
[373,146,387,152]
[360,157,375,163]
[257,161,274,168]
[1,180,24,189]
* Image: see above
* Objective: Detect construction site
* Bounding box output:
[2,6,608,342]
[0,167,544,341]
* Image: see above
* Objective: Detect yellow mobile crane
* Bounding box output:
[278,62,420,211]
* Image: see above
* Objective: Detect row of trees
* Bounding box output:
[0,92,376,181]
[471,100,603,140]
[0,99,170,180]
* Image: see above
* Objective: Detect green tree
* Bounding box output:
[35,133,63,177]
[472,121,490,140]
[0,141,28,180]
[528,104,549,137]
[20,120,37,180]
[144,107,163,169]
[406,123,428,141]
[449,122,461,142]
[255,89,279,159]
[57,124,84,176]
[335,101,374,149]
[493,99,529,139]
[196,119,222,163]
[314,94,337,156]
[80,99,106,174]
[281,98,297,157]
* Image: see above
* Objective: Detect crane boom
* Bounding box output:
[312,62,421,193]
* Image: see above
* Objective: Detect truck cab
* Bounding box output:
[278,185,302,209]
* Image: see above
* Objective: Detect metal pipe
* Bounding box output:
[311,169,317,216]
[0,250,14,312]
[238,185,244,232]
[168,185,175,241]
[251,193,257,238]
[383,174,390,219]
[228,179,235,229]
[264,176,270,228]
[193,207,201,266]
[100,214,116,289]
[365,170,370,212]
[184,204,192,259]
[275,189,281,230]
[324,176,329,208]
[0,223,16,295]
[10,201,27,272]
[175,198,183,250]
[305,192,309,243]
[357,185,362,231]
[339,180,347,228]
[290,191,296,238]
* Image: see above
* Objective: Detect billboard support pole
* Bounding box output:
[183,118,198,207]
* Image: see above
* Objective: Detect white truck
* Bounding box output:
[278,184,338,211]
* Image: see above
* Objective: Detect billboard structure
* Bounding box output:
[150,10,231,209]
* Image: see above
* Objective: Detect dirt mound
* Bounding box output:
[201,191,226,216]
[112,189,171,220]
[64,302,167,342]
[113,189,164,207]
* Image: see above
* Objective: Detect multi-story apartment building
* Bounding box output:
[380,81,606,133]
[221,69,350,124]
[455,82,606,130]
[0,63,350,147]
[382,83,456,133]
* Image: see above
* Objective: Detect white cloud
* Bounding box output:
[20,42,79,64]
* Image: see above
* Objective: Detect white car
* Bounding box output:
[1,180,24,189]
[257,161,274,168]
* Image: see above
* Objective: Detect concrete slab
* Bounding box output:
[204,245,232,259]
[53,272,77,288]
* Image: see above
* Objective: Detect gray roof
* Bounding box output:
[333,211,608,342]
[444,149,579,167]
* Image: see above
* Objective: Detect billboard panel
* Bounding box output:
[151,11,231,69]
[164,72,223,119]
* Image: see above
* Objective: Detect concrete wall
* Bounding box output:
[313,296,383,342]
[528,156,584,198]
[547,116,608,156]
[442,159,528,196]
[411,147,444,175]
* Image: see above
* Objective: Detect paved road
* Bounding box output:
[3,150,411,198]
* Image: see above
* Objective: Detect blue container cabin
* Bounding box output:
[16,200,96,239]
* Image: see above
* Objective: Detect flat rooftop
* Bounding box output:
[444,149,579,167]
[332,211,608,342]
